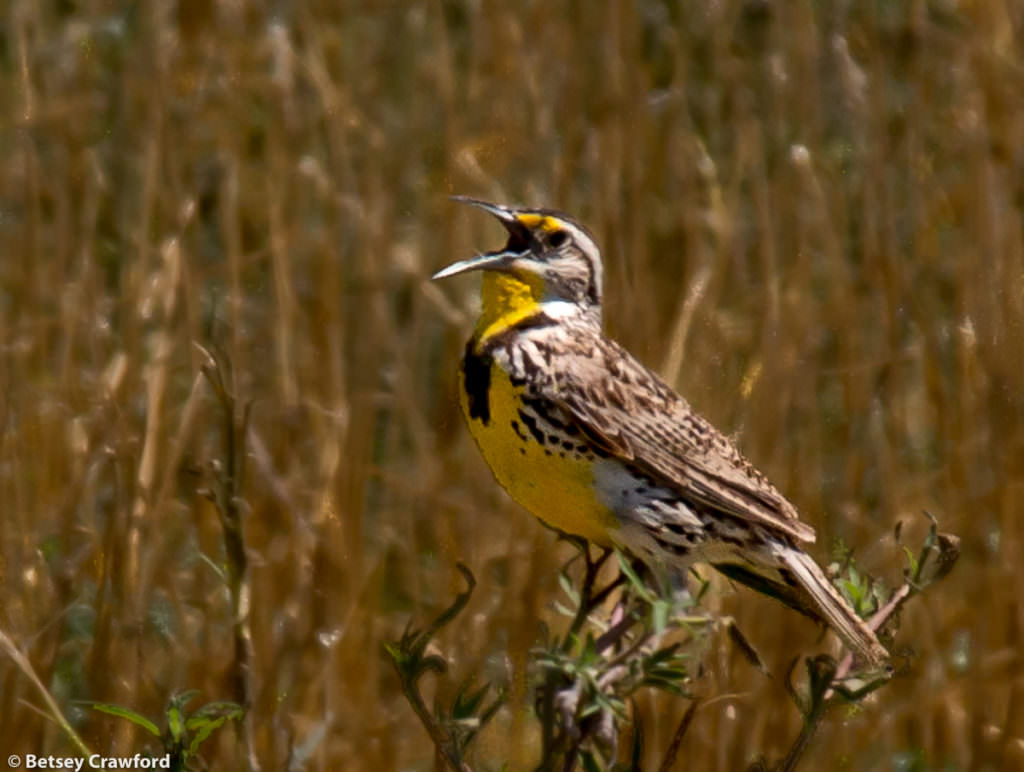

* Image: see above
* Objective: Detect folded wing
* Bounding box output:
[540,335,816,545]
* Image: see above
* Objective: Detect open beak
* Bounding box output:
[432,197,535,280]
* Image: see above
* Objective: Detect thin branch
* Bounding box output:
[657,699,700,772]
[386,564,477,772]
[197,343,259,772]
[778,657,836,772]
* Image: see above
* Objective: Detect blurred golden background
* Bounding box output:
[1,1,1022,769]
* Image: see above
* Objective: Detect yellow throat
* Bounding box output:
[473,271,546,346]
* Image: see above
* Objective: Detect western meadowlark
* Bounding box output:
[433,197,888,666]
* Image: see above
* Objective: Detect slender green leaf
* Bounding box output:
[85,703,161,738]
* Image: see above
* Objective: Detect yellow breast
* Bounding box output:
[459,357,618,546]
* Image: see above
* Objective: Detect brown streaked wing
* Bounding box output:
[534,331,817,544]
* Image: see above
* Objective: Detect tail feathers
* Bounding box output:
[712,562,825,622]
[774,546,889,667]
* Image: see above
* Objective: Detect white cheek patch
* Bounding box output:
[538,299,581,319]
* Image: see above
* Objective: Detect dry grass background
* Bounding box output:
[1,1,1022,769]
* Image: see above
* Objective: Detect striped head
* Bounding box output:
[433,198,604,341]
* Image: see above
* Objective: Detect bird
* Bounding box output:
[432,196,889,667]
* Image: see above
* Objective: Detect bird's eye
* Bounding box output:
[548,230,569,248]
